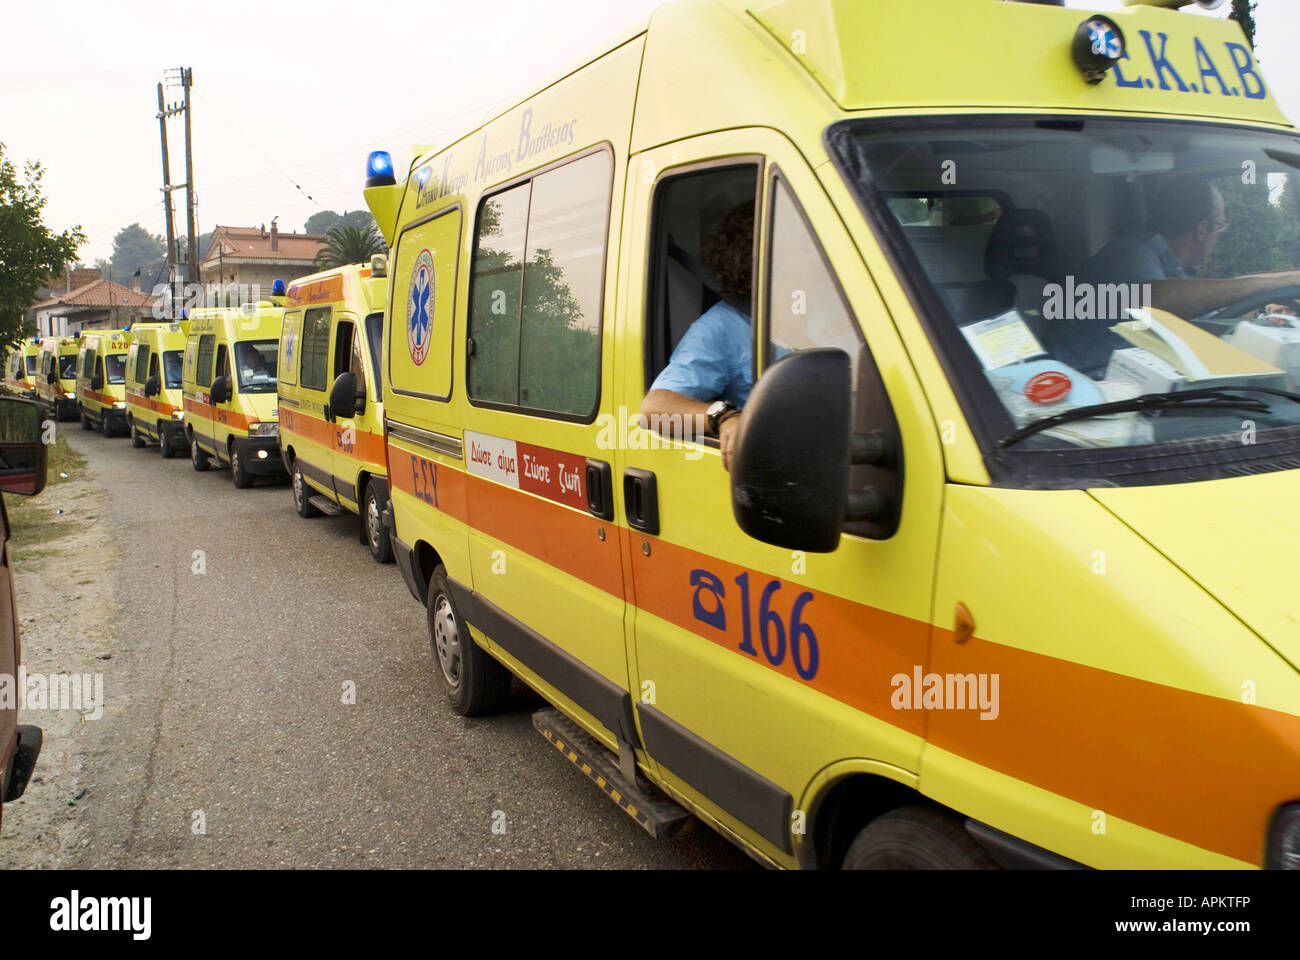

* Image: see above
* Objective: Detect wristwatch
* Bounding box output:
[706,400,738,435]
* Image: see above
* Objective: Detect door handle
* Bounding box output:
[623,468,659,536]
[586,459,614,520]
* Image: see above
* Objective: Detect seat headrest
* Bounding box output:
[985,209,1059,281]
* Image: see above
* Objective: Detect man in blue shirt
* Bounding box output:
[1086,173,1300,320]
[642,202,754,470]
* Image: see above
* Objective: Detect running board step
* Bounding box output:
[308,495,344,516]
[532,707,691,840]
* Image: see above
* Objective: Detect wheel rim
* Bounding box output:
[232,450,240,475]
[432,596,462,687]
[366,495,382,547]
[293,469,305,508]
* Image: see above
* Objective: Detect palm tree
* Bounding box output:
[315,224,385,270]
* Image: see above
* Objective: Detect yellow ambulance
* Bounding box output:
[2,340,40,399]
[76,329,131,436]
[278,260,393,561]
[182,303,285,486]
[124,321,189,457]
[34,336,81,422]
[366,0,1300,869]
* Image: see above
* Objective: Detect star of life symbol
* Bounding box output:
[407,249,434,367]
[1088,21,1121,60]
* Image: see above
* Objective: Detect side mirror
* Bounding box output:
[329,371,364,419]
[46,370,57,385]
[145,374,160,397]
[0,397,48,497]
[91,373,104,391]
[731,350,853,553]
[210,376,232,405]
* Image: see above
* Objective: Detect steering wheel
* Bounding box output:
[1193,284,1300,334]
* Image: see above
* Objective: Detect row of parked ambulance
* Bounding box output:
[6,0,1300,872]
[3,258,393,561]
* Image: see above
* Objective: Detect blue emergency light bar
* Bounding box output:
[366,151,396,188]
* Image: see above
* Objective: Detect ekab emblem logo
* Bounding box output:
[407,249,434,366]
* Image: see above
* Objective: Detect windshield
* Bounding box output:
[235,339,278,393]
[832,117,1300,455]
[163,350,183,389]
[105,354,127,385]
[58,355,76,380]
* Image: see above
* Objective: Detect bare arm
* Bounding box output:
[1149,269,1300,320]
[640,388,742,470]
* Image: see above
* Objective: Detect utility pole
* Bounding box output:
[181,68,198,285]
[156,83,179,280]
[158,67,197,287]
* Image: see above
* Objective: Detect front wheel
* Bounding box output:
[292,464,319,518]
[159,426,175,459]
[190,437,210,472]
[364,481,393,564]
[80,408,91,430]
[841,807,998,870]
[427,565,512,716]
[100,412,113,438]
[130,424,146,448]
[230,445,253,489]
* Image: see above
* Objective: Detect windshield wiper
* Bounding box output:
[999,386,1300,448]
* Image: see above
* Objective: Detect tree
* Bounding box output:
[94,223,166,289]
[315,224,386,269]
[0,142,84,345]
[1230,0,1257,50]
[304,209,377,235]
[303,210,343,235]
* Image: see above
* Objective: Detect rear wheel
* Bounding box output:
[428,565,512,716]
[364,480,393,564]
[190,436,210,472]
[230,444,253,489]
[130,424,146,448]
[841,807,998,870]
[292,464,318,517]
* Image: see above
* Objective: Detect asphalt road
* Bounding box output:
[63,427,752,869]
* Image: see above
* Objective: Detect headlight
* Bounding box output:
[113,401,126,409]
[64,392,75,399]
[1268,804,1300,869]
[248,422,279,438]
[172,410,185,420]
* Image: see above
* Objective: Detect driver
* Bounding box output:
[239,343,267,383]
[1086,173,1300,322]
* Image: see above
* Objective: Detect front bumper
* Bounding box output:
[1,725,42,803]
[232,435,288,476]
[55,398,78,421]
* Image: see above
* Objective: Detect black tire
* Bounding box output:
[130,423,146,448]
[159,426,175,459]
[841,806,999,870]
[190,436,210,472]
[230,444,253,489]
[427,565,511,716]
[292,464,319,517]
[100,412,112,437]
[364,480,394,564]
[80,408,91,430]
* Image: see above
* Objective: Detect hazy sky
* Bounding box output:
[2,0,1295,265]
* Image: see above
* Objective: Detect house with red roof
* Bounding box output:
[199,222,328,299]
[29,272,159,336]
